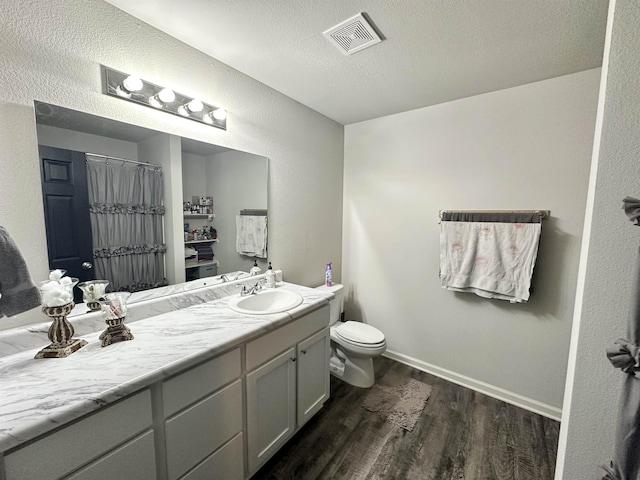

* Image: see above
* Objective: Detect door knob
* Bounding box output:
[82,262,93,270]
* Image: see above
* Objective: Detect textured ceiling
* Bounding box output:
[104,0,608,125]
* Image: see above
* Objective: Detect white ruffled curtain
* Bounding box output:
[86,159,167,292]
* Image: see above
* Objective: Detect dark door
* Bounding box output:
[40,146,94,301]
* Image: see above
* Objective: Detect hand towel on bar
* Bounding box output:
[236,215,267,258]
[0,226,42,317]
[439,221,541,303]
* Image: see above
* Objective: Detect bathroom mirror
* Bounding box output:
[34,101,268,298]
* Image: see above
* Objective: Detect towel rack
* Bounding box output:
[439,209,550,222]
[240,209,267,216]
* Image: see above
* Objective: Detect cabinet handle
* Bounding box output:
[301,350,307,355]
[290,357,296,362]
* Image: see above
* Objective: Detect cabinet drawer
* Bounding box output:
[5,389,152,480]
[65,430,156,480]
[246,304,329,370]
[180,433,244,480]
[163,348,241,417]
[165,379,243,480]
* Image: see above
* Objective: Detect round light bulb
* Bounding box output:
[186,99,203,113]
[212,108,227,121]
[157,88,175,104]
[122,75,143,93]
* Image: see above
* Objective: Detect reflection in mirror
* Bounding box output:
[34,102,268,304]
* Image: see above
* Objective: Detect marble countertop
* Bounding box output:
[0,281,332,453]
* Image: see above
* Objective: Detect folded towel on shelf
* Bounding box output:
[236,215,267,258]
[439,221,541,303]
[184,247,197,259]
[0,226,42,317]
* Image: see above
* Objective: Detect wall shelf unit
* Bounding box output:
[185,259,219,270]
[183,214,215,220]
[184,239,218,245]
[184,235,218,280]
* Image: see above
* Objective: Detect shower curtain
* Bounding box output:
[601,197,640,479]
[86,159,167,292]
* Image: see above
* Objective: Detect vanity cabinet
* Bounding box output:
[0,296,330,480]
[245,305,330,475]
[296,328,331,427]
[162,348,243,480]
[246,347,297,473]
[3,390,154,480]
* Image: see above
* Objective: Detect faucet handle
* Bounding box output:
[239,285,248,296]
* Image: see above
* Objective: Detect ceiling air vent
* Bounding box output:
[324,13,381,56]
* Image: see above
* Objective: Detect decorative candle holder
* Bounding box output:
[77,280,110,311]
[35,274,87,359]
[99,292,134,347]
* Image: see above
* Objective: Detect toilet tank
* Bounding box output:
[314,284,344,326]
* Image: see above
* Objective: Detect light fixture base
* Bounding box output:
[102,66,227,130]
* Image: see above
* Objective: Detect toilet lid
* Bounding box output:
[334,321,385,345]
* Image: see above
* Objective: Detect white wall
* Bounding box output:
[557,1,640,478]
[36,124,139,160]
[181,152,208,201]
[181,149,268,274]
[0,0,343,330]
[207,150,268,274]
[344,69,601,415]
[139,133,183,284]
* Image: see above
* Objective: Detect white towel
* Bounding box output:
[236,215,267,258]
[439,221,541,303]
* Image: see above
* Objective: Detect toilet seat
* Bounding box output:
[333,321,385,347]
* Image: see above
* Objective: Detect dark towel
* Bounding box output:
[194,244,214,261]
[0,226,41,317]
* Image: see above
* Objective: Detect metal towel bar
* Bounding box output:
[438,209,550,221]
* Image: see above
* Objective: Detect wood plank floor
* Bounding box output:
[252,357,560,480]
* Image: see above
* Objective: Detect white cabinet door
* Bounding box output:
[297,327,330,427]
[246,347,296,474]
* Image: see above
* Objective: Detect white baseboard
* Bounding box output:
[382,350,562,421]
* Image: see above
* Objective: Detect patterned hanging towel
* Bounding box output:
[439,221,541,303]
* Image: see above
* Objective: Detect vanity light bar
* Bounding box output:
[101,65,227,130]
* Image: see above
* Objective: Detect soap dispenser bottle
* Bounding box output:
[250,260,261,276]
[265,262,276,288]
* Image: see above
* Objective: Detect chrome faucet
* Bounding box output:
[240,281,263,296]
[220,273,241,283]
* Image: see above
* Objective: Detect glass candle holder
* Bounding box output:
[77,280,110,311]
[35,276,87,358]
[39,276,78,308]
[99,292,134,347]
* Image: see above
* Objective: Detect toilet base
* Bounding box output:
[331,347,376,388]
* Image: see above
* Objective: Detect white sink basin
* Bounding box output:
[228,289,303,315]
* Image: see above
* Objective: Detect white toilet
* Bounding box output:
[315,284,386,388]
